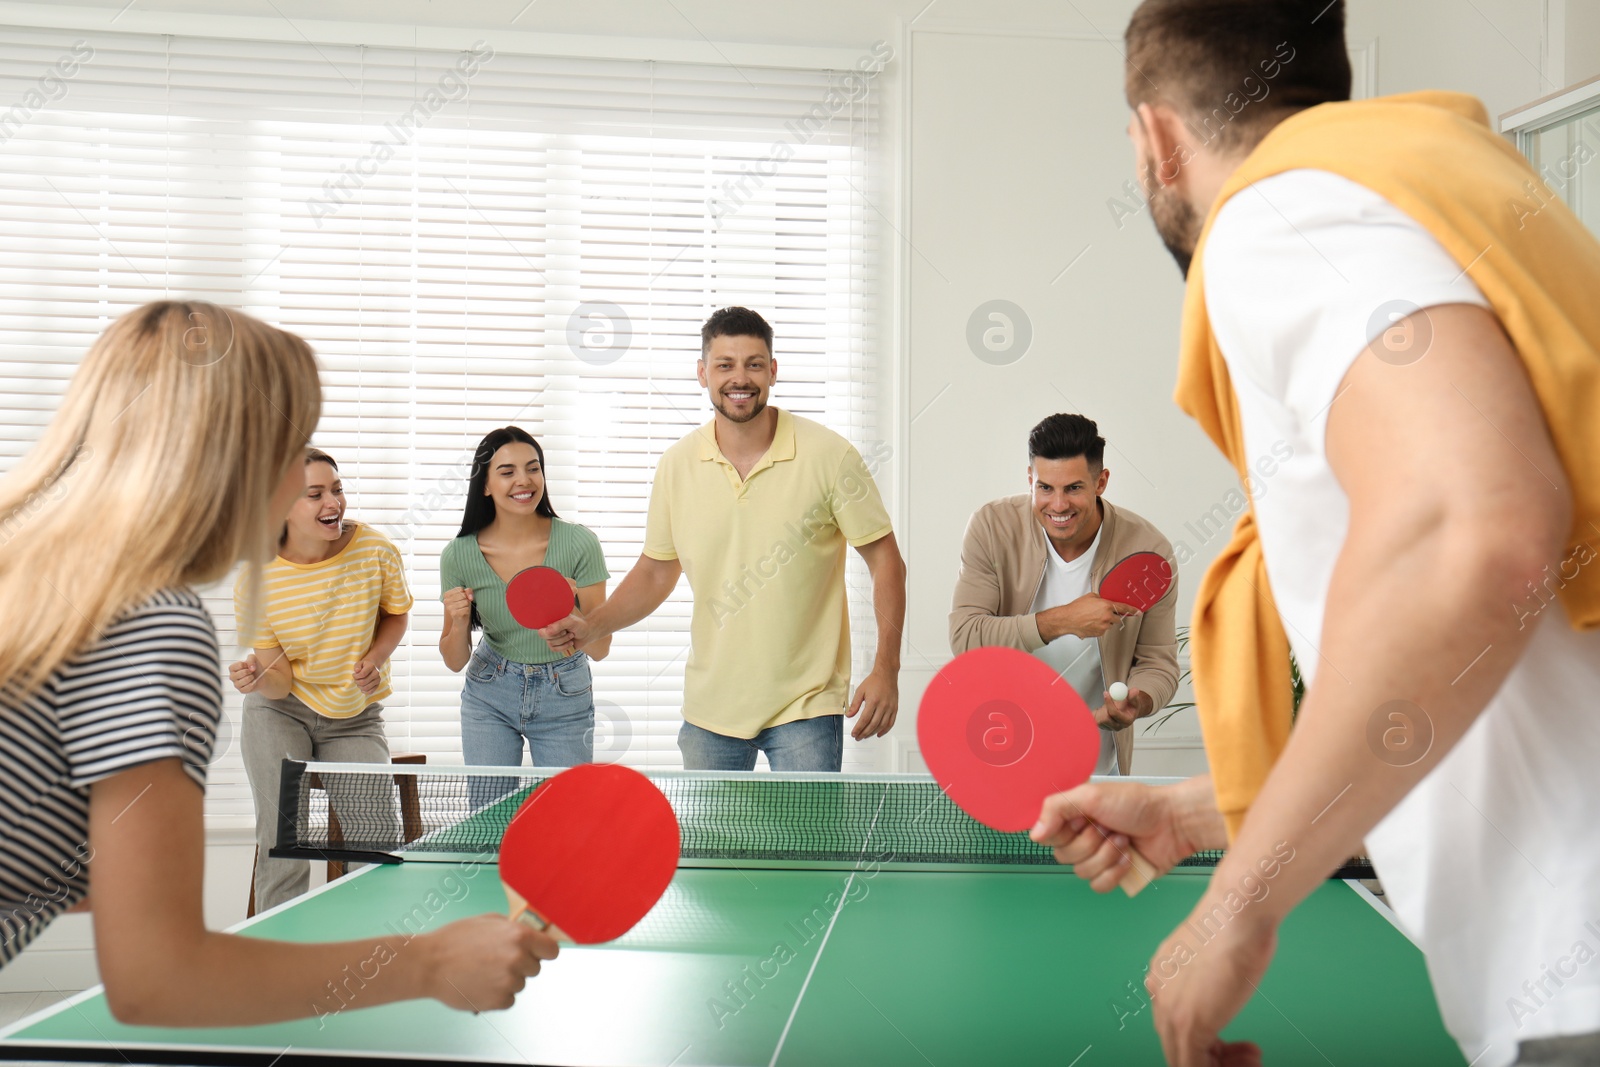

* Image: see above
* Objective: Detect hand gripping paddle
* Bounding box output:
[1098,551,1173,614]
[499,763,681,943]
[506,565,576,631]
[917,646,1160,897]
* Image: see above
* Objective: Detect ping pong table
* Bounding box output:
[0,768,1466,1067]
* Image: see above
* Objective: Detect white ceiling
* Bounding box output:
[0,0,1161,50]
[5,0,921,48]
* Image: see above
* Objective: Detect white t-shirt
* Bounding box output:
[1029,525,1119,775]
[1205,168,1600,1067]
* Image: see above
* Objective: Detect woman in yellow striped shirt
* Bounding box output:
[230,448,413,911]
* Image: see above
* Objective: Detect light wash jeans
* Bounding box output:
[459,643,595,768]
[460,644,596,814]
[678,715,843,771]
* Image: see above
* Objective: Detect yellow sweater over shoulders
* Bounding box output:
[1174,92,1600,836]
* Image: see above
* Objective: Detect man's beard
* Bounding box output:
[713,390,767,424]
[1147,181,1202,279]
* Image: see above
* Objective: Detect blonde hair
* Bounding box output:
[0,301,321,694]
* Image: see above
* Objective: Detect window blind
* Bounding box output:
[0,24,886,829]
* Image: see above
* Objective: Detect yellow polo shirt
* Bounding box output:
[644,408,893,738]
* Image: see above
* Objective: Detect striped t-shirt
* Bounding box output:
[439,519,609,664]
[234,522,414,719]
[0,588,220,970]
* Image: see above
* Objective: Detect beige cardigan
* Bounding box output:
[948,495,1180,775]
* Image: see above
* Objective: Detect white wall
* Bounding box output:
[1348,0,1555,119]
[1565,0,1600,87]
[0,0,1580,991]
[900,20,1203,776]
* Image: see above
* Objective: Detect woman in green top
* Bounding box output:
[439,427,611,767]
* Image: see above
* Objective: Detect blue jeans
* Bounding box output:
[678,715,843,771]
[460,644,595,768]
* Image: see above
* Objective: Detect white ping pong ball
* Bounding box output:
[1108,682,1129,702]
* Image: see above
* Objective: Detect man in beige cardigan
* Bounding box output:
[949,413,1179,775]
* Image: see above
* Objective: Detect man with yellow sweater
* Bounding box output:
[1031,3,1600,1066]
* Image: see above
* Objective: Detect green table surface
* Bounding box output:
[1,861,1465,1066]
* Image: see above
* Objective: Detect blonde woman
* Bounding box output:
[0,302,554,1023]
[231,447,410,912]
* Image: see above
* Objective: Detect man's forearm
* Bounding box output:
[1213,533,1552,922]
[952,607,1044,653]
[1036,608,1069,643]
[1223,301,1577,918]
[1126,668,1174,717]
[586,556,678,639]
[1173,774,1229,852]
[1121,662,1170,718]
[870,560,905,672]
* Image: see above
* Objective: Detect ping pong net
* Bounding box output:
[271,761,1376,878]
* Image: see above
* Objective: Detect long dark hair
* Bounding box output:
[456,426,559,538]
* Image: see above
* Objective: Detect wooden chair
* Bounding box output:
[247,753,426,917]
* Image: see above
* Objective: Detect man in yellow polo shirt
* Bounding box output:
[541,306,905,770]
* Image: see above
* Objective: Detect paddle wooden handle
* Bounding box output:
[505,887,550,931]
[1117,844,1162,898]
[506,885,576,941]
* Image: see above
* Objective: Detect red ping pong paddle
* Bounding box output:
[499,763,680,943]
[506,565,576,630]
[1099,551,1173,614]
[917,646,1159,897]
